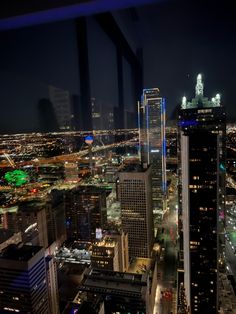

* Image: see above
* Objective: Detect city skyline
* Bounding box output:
[0,1,236,313]
[0,0,235,133]
[0,87,236,312]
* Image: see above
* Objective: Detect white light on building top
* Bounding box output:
[195,73,204,96]
[182,96,187,109]
[215,93,221,106]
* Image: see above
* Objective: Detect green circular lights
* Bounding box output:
[4,169,29,187]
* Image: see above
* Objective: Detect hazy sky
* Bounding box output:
[0,0,235,133]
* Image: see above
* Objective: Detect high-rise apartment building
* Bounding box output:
[139,88,167,218]
[0,244,49,313]
[179,74,226,313]
[118,164,154,258]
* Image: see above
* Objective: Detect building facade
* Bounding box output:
[118,164,154,258]
[65,186,107,241]
[46,256,60,314]
[91,238,119,271]
[1,201,48,249]
[105,230,129,272]
[0,244,49,313]
[139,88,167,218]
[179,74,226,313]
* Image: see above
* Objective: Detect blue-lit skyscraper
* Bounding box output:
[139,88,167,219]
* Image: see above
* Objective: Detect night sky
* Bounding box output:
[0,0,235,133]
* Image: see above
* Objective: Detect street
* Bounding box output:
[153,177,178,314]
[226,240,236,277]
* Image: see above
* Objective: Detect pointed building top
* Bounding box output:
[195,73,204,97]
[181,73,222,110]
[215,93,221,106]
[181,96,187,109]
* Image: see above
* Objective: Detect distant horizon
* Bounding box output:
[0,0,235,133]
[1,119,236,136]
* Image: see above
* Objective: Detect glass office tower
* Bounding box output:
[179,74,226,313]
[139,88,167,218]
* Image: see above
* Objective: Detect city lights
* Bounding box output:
[0,1,235,312]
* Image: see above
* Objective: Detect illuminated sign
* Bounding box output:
[95,228,103,240]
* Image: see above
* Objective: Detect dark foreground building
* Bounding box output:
[77,267,149,313]
[179,74,226,313]
[65,185,107,241]
[0,244,49,313]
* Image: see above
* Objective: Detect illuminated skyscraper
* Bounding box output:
[179,74,226,313]
[118,164,154,258]
[139,88,166,218]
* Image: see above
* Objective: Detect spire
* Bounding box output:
[195,73,204,97]
[181,96,187,109]
[215,93,220,106]
[212,94,221,106]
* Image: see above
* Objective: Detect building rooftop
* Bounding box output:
[128,257,152,274]
[93,238,116,248]
[119,163,148,173]
[81,268,147,295]
[0,243,42,262]
[181,74,222,110]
